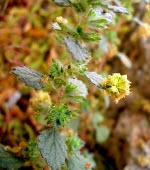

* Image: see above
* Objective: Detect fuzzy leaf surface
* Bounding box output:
[85,71,103,88]
[52,0,71,6]
[108,5,129,14]
[64,37,89,62]
[0,144,23,170]
[12,66,45,90]
[67,78,88,98]
[38,128,67,170]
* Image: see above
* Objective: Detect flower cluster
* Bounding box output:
[30,90,51,108]
[101,73,131,103]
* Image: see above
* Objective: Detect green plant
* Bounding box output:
[0,0,131,170]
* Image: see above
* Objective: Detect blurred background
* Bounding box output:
[0,0,150,170]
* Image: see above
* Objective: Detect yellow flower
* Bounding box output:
[101,73,131,103]
[30,90,51,108]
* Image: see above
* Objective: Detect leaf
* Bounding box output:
[52,0,71,6]
[87,9,108,29]
[108,5,129,14]
[12,66,45,90]
[117,52,132,68]
[67,78,88,98]
[0,144,23,170]
[92,8,114,24]
[64,37,89,62]
[100,0,112,5]
[84,71,103,88]
[98,35,109,53]
[38,128,67,170]
[91,112,104,129]
[67,153,92,170]
[52,22,62,30]
[96,126,110,143]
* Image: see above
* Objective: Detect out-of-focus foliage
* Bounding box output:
[0,0,150,170]
[0,144,23,169]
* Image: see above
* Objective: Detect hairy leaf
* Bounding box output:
[67,153,92,170]
[67,78,88,98]
[38,128,67,170]
[52,0,71,6]
[12,66,45,90]
[64,37,89,62]
[108,5,129,14]
[84,71,103,88]
[0,144,23,170]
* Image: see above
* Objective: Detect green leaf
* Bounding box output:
[46,104,72,127]
[96,126,110,143]
[12,66,45,90]
[66,134,84,153]
[52,0,71,6]
[38,127,67,170]
[67,152,92,170]
[64,81,86,103]
[49,59,64,79]
[87,9,108,29]
[87,9,96,20]
[64,37,89,62]
[0,144,23,170]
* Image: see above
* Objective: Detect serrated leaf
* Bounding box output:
[52,0,71,6]
[67,153,92,170]
[0,144,23,170]
[108,5,129,14]
[38,128,67,170]
[84,71,103,88]
[64,37,89,62]
[12,66,45,90]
